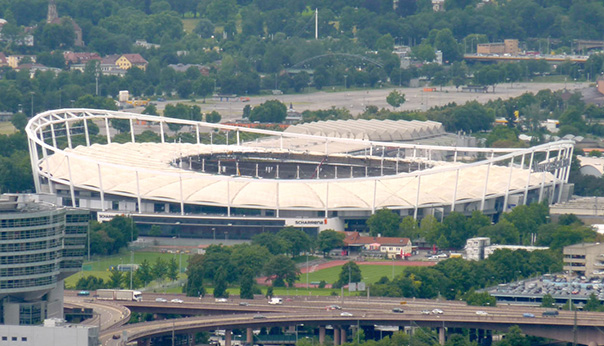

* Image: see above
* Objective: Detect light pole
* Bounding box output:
[306,252,309,290]
[30,92,34,117]
[344,75,348,89]
[212,227,216,240]
[130,216,134,290]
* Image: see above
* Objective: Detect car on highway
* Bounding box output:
[542,310,559,317]
[239,302,250,306]
[340,312,353,317]
[171,299,184,304]
[432,309,444,315]
[155,298,167,303]
[253,314,266,319]
[77,290,90,296]
[215,298,228,303]
[112,334,121,339]
[475,311,488,316]
[392,308,404,313]
[421,310,431,315]
[522,313,535,318]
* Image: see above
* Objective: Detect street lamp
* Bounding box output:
[130,216,134,290]
[212,227,216,240]
[344,75,348,89]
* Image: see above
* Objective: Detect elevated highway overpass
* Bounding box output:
[66,292,604,346]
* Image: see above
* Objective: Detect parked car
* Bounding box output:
[155,298,167,303]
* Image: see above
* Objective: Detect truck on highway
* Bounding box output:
[96,289,143,302]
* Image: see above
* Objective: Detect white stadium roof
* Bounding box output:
[284,119,445,142]
[25,109,574,215]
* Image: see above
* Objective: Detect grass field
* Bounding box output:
[0,122,16,135]
[182,18,199,34]
[297,264,407,286]
[65,251,192,289]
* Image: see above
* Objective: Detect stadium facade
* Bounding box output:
[25,109,574,239]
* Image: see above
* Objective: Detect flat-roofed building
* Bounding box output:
[563,242,604,278]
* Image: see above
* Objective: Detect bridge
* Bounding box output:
[65,292,604,346]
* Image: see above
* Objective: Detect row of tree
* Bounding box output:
[75,257,180,290]
[367,203,600,250]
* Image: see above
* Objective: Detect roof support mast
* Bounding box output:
[315,8,318,40]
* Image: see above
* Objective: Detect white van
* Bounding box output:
[268,297,283,305]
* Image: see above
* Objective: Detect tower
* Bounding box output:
[47,0,58,23]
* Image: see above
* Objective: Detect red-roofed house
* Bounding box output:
[343,232,412,259]
[63,52,100,65]
[116,54,148,71]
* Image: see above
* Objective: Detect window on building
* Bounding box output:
[112,201,119,210]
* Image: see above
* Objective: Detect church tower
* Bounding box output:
[47,0,58,23]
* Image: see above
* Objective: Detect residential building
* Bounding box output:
[7,55,36,69]
[115,54,148,71]
[0,194,89,325]
[563,243,604,278]
[63,52,100,66]
[465,237,491,261]
[168,63,210,76]
[343,232,412,259]
[477,39,519,55]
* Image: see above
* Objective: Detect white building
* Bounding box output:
[465,237,491,261]
[484,245,549,259]
[0,319,97,346]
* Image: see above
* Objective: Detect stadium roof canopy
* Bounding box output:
[284,119,445,142]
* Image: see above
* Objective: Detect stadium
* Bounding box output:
[25,109,575,239]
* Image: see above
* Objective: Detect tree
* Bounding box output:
[541,294,555,308]
[136,259,153,287]
[109,269,123,289]
[264,254,299,287]
[249,100,287,123]
[10,113,27,131]
[316,229,345,255]
[367,209,401,237]
[213,266,229,298]
[335,261,362,288]
[194,18,215,38]
[386,90,406,109]
[585,293,602,311]
[185,254,205,297]
[252,232,287,255]
[239,268,255,299]
[152,257,168,282]
[205,111,221,123]
[167,257,179,281]
[465,291,496,306]
[276,227,312,257]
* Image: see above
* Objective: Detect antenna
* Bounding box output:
[315,8,318,40]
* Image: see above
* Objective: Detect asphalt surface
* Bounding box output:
[133,82,588,123]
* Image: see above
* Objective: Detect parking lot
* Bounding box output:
[488,273,604,306]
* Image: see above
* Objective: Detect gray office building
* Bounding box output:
[0,194,88,325]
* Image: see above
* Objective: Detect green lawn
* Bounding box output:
[297,264,407,286]
[0,122,16,135]
[182,18,199,34]
[65,251,192,289]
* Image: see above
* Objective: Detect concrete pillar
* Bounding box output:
[225,329,232,346]
[333,328,340,346]
[189,333,195,346]
[340,327,347,345]
[319,326,326,345]
[438,327,445,345]
[247,328,253,344]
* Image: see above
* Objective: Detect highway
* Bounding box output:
[66,292,604,346]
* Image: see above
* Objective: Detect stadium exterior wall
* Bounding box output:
[25,109,575,238]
